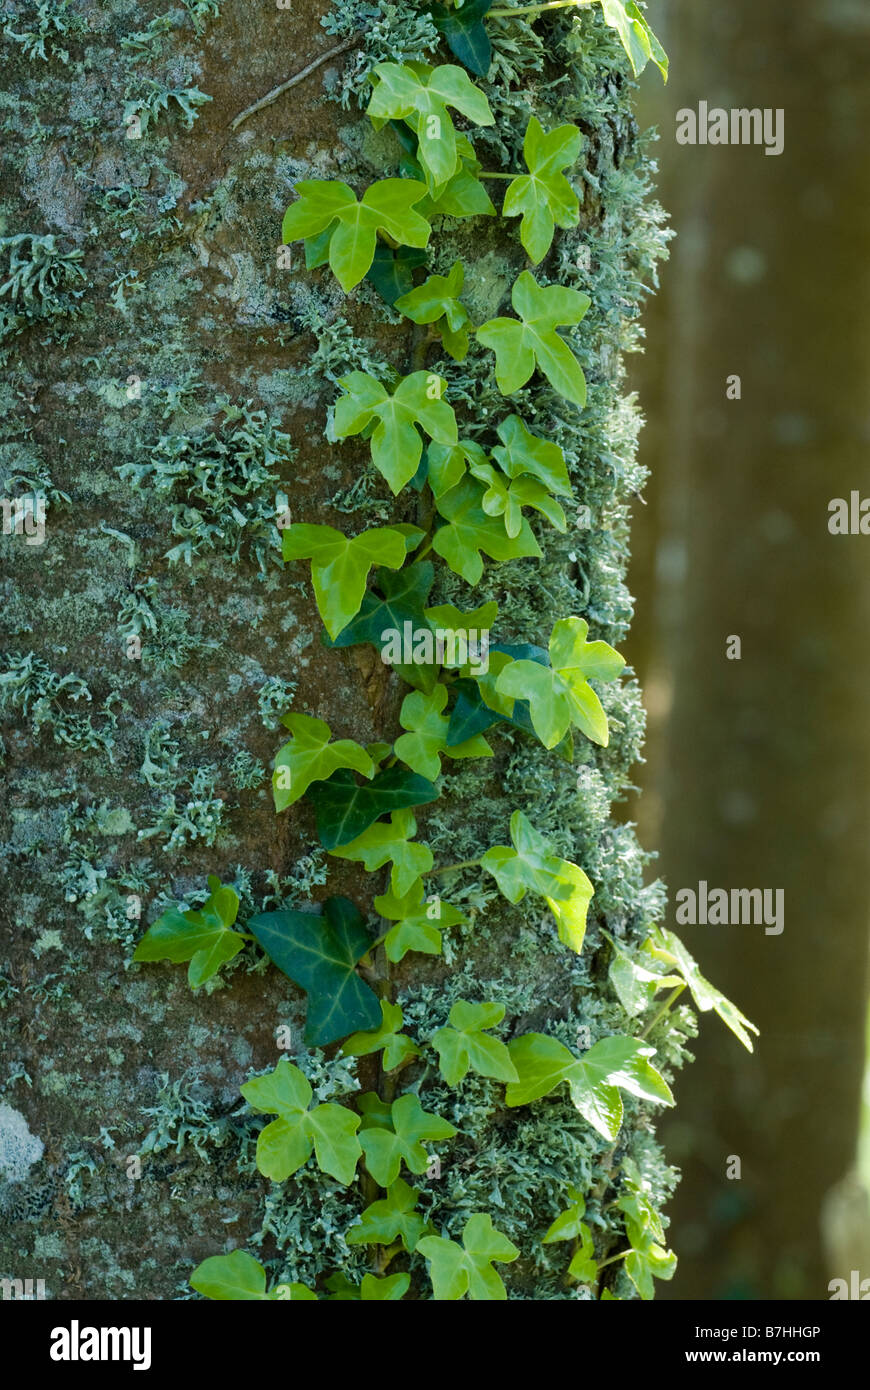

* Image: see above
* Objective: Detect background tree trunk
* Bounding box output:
[629,0,870,1299]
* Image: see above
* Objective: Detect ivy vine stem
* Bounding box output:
[425,858,482,876]
[595,1248,630,1271]
[639,983,687,1040]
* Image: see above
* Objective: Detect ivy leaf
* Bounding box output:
[394,260,473,361]
[433,475,542,585]
[469,460,567,537]
[430,0,493,76]
[366,61,495,188]
[598,0,668,81]
[625,1241,677,1299]
[481,809,594,953]
[424,598,499,650]
[241,1058,362,1185]
[133,876,244,989]
[495,615,625,749]
[445,644,544,745]
[426,436,487,498]
[366,243,428,305]
[374,877,466,962]
[307,767,439,850]
[281,178,431,292]
[334,370,458,495]
[502,117,583,263]
[342,999,421,1071]
[604,931,681,1018]
[543,1190,588,1244]
[424,153,496,217]
[616,1158,676,1298]
[505,1033,674,1140]
[542,1192,597,1282]
[477,270,590,407]
[417,1214,519,1300]
[190,1251,271,1301]
[247,896,380,1046]
[431,999,519,1086]
[359,1092,456,1186]
[346,1178,432,1252]
[282,522,411,639]
[272,712,374,813]
[650,925,759,1051]
[395,683,492,779]
[325,561,435,655]
[326,1272,411,1300]
[492,413,573,497]
[330,807,434,897]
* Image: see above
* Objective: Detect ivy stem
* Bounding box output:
[426,858,481,876]
[477,171,519,179]
[488,0,595,15]
[640,983,686,1039]
[595,1248,630,1271]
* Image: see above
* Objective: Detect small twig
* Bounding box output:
[230,35,362,131]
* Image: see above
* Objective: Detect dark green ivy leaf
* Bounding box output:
[325,563,435,654]
[248,896,380,1046]
[307,767,440,849]
[366,243,428,306]
[446,643,546,746]
[430,0,493,78]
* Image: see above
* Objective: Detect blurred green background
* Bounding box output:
[626,0,870,1299]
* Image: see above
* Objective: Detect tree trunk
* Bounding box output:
[2,0,682,1300]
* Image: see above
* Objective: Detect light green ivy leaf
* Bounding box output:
[358,1091,456,1186]
[431,999,519,1086]
[491,413,572,497]
[395,682,492,779]
[650,925,759,1051]
[281,178,431,291]
[189,1250,317,1301]
[133,875,245,989]
[598,0,668,81]
[477,270,590,407]
[433,475,542,585]
[394,260,473,360]
[241,1058,362,1185]
[282,522,413,639]
[495,615,625,749]
[346,1177,432,1252]
[342,999,421,1072]
[367,61,495,188]
[502,116,583,263]
[334,369,458,494]
[505,1032,674,1140]
[272,712,374,813]
[417,1213,519,1300]
[329,806,433,897]
[603,930,681,1018]
[374,877,466,962]
[481,809,594,953]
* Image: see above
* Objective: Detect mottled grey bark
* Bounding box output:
[1,0,675,1299]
